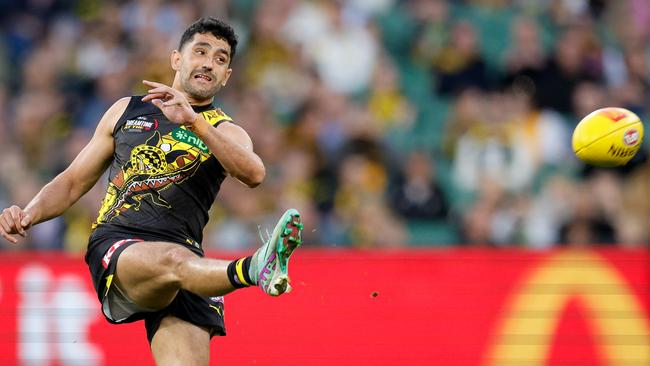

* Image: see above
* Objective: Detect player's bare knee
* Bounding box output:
[159,246,197,288]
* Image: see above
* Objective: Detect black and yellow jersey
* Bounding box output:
[90,96,233,253]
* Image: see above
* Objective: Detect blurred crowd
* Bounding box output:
[0,0,648,252]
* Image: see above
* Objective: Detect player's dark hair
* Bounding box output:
[179,17,238,63]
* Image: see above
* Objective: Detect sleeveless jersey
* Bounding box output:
[91,96,233,250]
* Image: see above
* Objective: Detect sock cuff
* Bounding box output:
[227,256,254,288]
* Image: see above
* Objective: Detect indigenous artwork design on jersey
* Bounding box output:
[95,110,229,225]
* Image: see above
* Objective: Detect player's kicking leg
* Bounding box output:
[112,208,303,309]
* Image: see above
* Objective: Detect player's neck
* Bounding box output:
[185,93,214,107]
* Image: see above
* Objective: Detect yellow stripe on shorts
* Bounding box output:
[104,274,114,297]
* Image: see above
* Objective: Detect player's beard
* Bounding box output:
[181,73,222,101]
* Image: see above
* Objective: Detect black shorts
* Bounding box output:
[84,229,226,342]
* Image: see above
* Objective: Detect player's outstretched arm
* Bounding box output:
[142,80,265,187]
[0,97,129,244]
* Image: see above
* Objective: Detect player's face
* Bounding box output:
[173,33,232,100]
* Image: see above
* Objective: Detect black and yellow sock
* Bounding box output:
[227,256,254,288]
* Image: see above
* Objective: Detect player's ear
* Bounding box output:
[171,50,181,71]
[221,68,232,87]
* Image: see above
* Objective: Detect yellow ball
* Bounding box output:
[572,107,644,167]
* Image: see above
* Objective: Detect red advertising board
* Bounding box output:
[0,249,648,365]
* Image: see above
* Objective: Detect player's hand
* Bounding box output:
[0,205,32,244]
[141,80,198,127]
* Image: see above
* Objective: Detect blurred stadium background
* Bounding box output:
[0,0,648,365]
[0,0,649,251]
